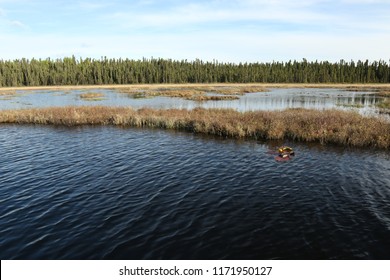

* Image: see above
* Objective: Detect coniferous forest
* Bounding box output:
[0,57,389,87]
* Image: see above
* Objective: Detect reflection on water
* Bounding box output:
[0,87,386,118]
[197,88,383,113]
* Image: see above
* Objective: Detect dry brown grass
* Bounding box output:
[79,92,105,100]
[187,95,240,101]
[209,86,269,94]
[377,98,390,109]
[154,89,205,97]
[117,88,204,98]
[377,90,390,97]
[116,85,268,100]
[1,106,389,149]
[344,86,390,96]
[0,90,16,95]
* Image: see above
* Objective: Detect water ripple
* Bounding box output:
[0,125,389,259]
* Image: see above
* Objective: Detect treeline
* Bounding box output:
[0,57,390,87]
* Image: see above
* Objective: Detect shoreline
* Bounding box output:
[1,83,389,149]
[1,83,390,92]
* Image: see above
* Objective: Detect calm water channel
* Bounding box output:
[1,125,389,259]
[0,87,386,118]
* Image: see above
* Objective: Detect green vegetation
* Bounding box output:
[1,57,390,87]
[1,106,389,149]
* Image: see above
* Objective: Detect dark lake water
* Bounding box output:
[0,87,386,118]
[1,125,389,259]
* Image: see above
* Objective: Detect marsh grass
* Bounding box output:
[345,86,379,92]
[337,103,364,108]
[0,96,15,100]
[0,90,17,100]
[79,92,105,101]
[129,92,150,99]
[0,90,16,96]
[345,86,390,97]
[377,98,390,109]
[1,106,389,149]
[154,89,205,97]
[377,90,390,97]
[117,85,268,100]
[187,95,240,101]
[211,86,269,94]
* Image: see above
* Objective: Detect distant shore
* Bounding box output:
[1,83,390,92]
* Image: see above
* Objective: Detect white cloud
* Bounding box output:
[10,20,28,29]
[105,0,389,36]
[106,0,331,31]
[0,0,389,62]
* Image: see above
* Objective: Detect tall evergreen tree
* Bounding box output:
[0,57,389,87]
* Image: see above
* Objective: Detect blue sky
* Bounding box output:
[0,0,389,62]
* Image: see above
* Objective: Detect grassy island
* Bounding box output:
[0,106,389,149]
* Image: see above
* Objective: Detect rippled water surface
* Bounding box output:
[1,125,389,259]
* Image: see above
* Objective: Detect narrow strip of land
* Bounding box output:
[1,106,389,149]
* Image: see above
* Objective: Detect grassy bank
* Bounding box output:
[1,106,389,149]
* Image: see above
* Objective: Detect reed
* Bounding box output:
[154,89,205,97]
[1,106,389,149]
[117,85,268,99]
[79,92,105,100]
[337,103,364,108]
[186,95,240,101]
[377,98,390,109]
[377,90,390,97]
[0,90,16,95]
[210,86,269,94]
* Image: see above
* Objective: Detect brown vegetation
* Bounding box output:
[377,98,390,109]
[209,86,268,94]
[187,95,240,101]
[116,85,268,101]
[0,106,389,149]
[0,90,16,96]
[79,92,105,100]
[377,90,390,97]
[344,86,390,96]
[380,99,390,107]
